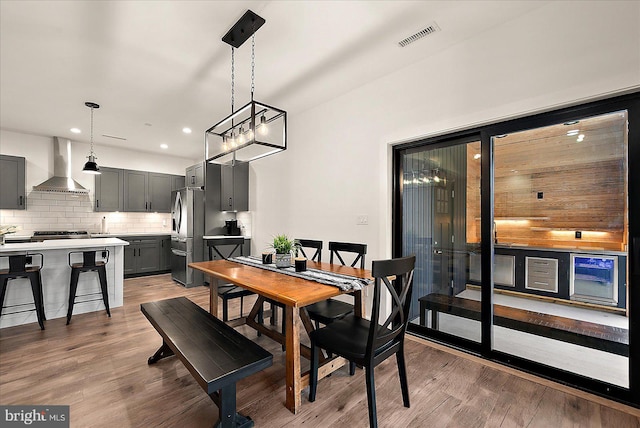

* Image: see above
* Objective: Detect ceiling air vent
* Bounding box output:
[102,134,127,141]
[398,22,441,47]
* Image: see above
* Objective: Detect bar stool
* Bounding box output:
[0,254,46,330]
[67,250,110,324]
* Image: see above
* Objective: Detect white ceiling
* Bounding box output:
[0,1,547,160]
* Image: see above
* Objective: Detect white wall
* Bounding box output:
[0,129,194,192]
[250,1,640,265]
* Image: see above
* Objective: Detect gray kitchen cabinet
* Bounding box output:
[186,162,204,187]
[123,170,173,213]
[0,154,26,210]
[160,236,172,270]
[124,170,149,212]
[120,235,169,276]
[95,167,124,211]
[172,174,185,191]
[215,161,249,211]
[148,172,172,212]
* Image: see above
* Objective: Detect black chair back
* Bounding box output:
[368,255,416,357]
[208,237,244,260]
[3,254,43,273]
[296,239,322,262]
[328,241,367,268]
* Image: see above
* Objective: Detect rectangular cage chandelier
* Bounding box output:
[205,10,287,164]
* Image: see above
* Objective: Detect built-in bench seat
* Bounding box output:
[418,293,628,356]
[141,297,273,428]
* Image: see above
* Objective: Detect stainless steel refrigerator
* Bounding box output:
[171,187,204,287]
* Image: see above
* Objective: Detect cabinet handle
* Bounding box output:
[191,176,195,185]
[96,199,100,208]
[229,197,232,208]
[19,196,23,206]
[149,202,152,210]
[145,202,148,210]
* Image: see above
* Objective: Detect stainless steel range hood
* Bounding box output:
[32,137,89,194]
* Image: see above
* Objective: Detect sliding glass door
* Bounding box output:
[401,137,483,345]
[490,110,629,388]
[395,92,640,406]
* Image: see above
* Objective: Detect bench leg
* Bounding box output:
[431,309,439,330]
[147,341,174,364]
[210,384,254,428]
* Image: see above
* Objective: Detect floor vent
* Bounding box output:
[398,22,441,47]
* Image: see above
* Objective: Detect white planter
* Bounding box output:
[274,252,291,268]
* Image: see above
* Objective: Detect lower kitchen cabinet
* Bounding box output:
[159,236,171,270]
[120,235,171,277]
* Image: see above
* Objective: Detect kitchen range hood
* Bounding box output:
[32,137,89,194]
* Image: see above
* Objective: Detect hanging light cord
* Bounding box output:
[251,33,255,101]
[231,47,235,113]
[89,106,95,157]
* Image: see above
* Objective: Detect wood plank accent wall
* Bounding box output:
[466,112,628,251]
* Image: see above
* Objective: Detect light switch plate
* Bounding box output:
[356,215,369,225]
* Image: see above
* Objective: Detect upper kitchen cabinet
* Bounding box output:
[208,161,249,211]
[95,167,124,212]
[124,170,149,212]
[172,175,185,191]
[148,173,172,212]
[185,162,204,187]
[124,170,174,213]
[0,155,26,210]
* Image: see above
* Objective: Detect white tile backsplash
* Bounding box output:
[0,191,171,235]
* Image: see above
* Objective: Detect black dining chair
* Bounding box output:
[296,239,323,262]
[309,255,416,428]
[207,238,255,322]
[305,241,366,329]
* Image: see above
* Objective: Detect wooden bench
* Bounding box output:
[418,293,629,356]
[141,297,273,428]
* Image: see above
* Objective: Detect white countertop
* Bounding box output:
[91,232,171,237]
[0,238,129,253]
[203,235,251,239]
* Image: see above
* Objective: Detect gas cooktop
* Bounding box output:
[31,231,90,241]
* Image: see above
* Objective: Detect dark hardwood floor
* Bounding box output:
[1,274,638,427]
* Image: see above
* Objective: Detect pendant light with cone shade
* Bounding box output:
[82,101,101,175]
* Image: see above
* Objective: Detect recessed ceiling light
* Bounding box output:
[182,127,192,134]
[473,153,481,160]
[70,128,81,134]
[160,144,168,149]
[563,120,579,126]
[566,130,579,136]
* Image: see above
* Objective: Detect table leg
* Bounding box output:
[209,276,219,317]
[285,305,301,414]
[353,289,365,317]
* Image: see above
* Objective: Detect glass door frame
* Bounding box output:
[393,91,640,407]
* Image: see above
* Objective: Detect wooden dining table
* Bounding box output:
[189,259,372,414]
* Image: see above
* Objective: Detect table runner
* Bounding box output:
[230,256,371,291]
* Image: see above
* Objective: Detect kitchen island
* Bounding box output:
[0,238,128,328]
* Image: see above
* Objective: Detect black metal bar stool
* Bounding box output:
[0,253,46,330]
[67,250,110,324]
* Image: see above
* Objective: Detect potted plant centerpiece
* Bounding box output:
[270,234,299,268]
